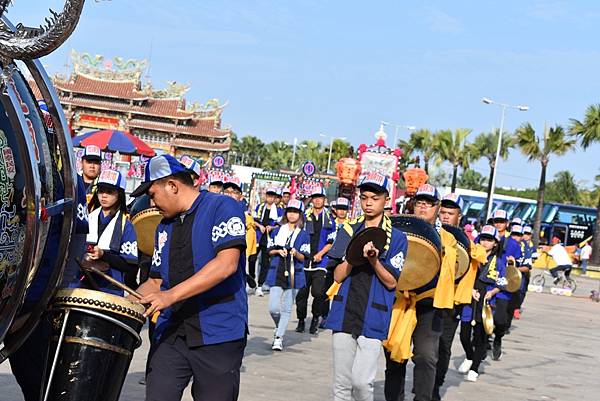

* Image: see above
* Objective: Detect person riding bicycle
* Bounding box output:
[547,236,572,284]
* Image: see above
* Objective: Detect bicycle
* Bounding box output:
[531,269,577,293]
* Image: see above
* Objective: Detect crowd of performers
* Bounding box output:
[8,144,537,401]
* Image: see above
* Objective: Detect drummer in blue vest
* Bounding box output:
[489,209,521,360]
[251,187,284,296]
[265,199,311,351]
[83,169,138,296]
[514,225,534,319]
[80,144,102,208]
[296,186,337,334]
[133,155,247,401]
[506,224,526,330]
[325,172,408,401]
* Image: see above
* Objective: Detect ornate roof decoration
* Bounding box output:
[152,80,190,99]
[71,49,147,82]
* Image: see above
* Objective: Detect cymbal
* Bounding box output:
[345,227,387,267]
[505,262,523,293]
[131,207,162,256]
[482,300,494,335]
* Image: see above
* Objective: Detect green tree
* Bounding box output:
[409,129,436,173]
[238,135,265,167]
[458,169,487,191]
[569,104,600,263]
[261,141,292,170]
[470,129,515,214]
[545,171,579,204]
[433,128,473,192]
[516,123,576,247]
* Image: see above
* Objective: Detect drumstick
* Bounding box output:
[76,258,144,300]
[470,297,477,327]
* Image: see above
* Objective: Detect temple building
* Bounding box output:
[51,50,232,158]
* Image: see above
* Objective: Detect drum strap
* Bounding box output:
[433,228,457,309]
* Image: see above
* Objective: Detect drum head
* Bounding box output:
[442,224,471,280]
[345,227,387,267]
[391,215,441,291]
[505,263,523,293]
[131,208,162,256]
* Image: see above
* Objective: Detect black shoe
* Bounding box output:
[492,341,502,361]
[295,319,305,333]
[309,317,319,334]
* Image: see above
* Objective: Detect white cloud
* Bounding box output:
[422,6,463,34]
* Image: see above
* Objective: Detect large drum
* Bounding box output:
[391,215,442,291]
[129,194,162,256]
[42,288,145,401]
[442,224,471,282]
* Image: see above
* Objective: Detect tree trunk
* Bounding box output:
[451,164,458,192]
[424,157,429,174]
[482,159,495,220]
[533,161,547,248]
[591,195,600,265]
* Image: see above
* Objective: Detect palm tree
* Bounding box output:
[569,104,600,263]
[432,128,473,191]
[458,169,487,191]
[261,141,292,170]
[238,135,265,167]
[516,123,576,247]
[470,129,516,216]
[409,129,436,173]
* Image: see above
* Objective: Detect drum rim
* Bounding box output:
[131,207,161,224]
[53,288,146,324]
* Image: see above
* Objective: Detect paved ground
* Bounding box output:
[0,270,599,400]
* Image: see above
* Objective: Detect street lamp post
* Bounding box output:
[290,137,307,170]
[482,97,529,220]
[381,121,416,148]
[320,133,347,174]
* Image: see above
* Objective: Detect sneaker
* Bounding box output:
[295,319,305,333]
[246,284,255,295]
[458,358,473,374]
[553,277,560,285]
[255,287,264,297]
[272,337,283,351]
[138,378,146,385]
[513,309,521,319]
[492,341,502,361]
[309,316,319,334]
[466,370,479,382]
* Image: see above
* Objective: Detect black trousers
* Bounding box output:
[7,315,50,401]
[433,308,460,395]
[295,270,327,320]
[322,271,335,318]
[516,273,530,309]
[248,244,270,287]
[506,293,520,329]
[384,307,443,401]
[493,298,510,342]
[459,322,488,373]
[146,335,246,401]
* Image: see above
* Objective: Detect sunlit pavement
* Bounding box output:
[0,272,599,401]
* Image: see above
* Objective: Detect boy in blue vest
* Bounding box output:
[325,172,408,401]
[133,155,248,401]
[296,187,337,334]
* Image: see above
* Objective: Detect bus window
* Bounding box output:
[541,205,558,223]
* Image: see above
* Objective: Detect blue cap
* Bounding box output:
[131,154,187,197]
[523,226,532,234]
[82,145,102,161]
[286,199,305,212]
[492,209,509,222]
[97,169,126,191]
[510,217,523,226]
[441,193,463,209]
[480,225,500,241]
[265,186,279,196]
[179,155,202,177]
[415,184,440,202]
[511,224,524,235]
[310,186,327,197]
[358,172,390,194]
[334,197,350,210]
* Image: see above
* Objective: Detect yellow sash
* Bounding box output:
[454,242,487,305]
[433,228,457,309]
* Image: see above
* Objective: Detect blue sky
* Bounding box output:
[11,0,600,188]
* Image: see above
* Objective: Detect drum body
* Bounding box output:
[442,224,471,282]
[391,215,441,291]
[43,288,145,401]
